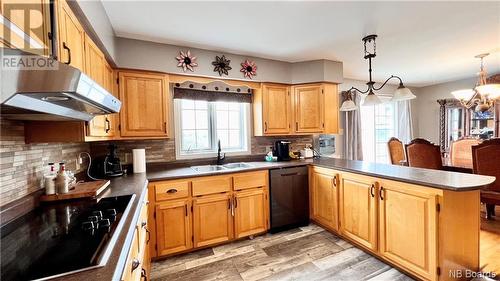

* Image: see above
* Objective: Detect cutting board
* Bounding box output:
[40,180,110,202]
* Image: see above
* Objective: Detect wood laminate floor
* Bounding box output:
[480,205,500,276]
[151,224,413,281]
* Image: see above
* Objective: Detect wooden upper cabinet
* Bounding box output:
[259,84,291,135]
[378,180,438,281]
[0,0,51,55]
[193,193,233,248]
[84,34,108,137]
[234,188,267,238]
[104,63,117,137]
[155,199,192,256]
[339,172,378,251]
[293,84,324,133]
[118,71,169,137]
[322,83,339,134]
[57,0,85,71]
[309,167,338,231]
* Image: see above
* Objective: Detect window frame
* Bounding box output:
[174,99,252,160]
[360,96,399,164]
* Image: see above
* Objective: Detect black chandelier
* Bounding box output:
[340,34,416,111]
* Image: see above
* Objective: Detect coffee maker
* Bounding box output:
[274,140,291,161]
[90,144,124,178]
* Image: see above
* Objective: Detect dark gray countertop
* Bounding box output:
[147,158,495,191]
[312,158,496,191]
[146,160,313,181]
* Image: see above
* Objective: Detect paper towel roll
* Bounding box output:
[132,149,146,173]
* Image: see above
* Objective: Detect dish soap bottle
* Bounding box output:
[55,162,69,194]
[44,162,57,195]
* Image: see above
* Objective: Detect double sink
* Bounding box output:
[191,162,254,173]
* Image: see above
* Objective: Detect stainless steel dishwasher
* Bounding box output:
[269,166,309,233]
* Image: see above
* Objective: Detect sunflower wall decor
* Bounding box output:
[240,59,257,79]
[176,50,198,72]
[212,55,232,76]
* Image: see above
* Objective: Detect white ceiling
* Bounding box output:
[102,1,500,87]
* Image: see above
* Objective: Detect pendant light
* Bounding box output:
[339,34,416,111]
[451,53,500,112]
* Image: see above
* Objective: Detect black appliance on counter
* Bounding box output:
[269,166,309,233]
[274,140,291,161]
[1,195,135,281]
[90,143,124,178]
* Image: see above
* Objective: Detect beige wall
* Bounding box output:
[115,37,343,84]
[412,76,477,143]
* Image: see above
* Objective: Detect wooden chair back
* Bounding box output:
[405,138,443,170]
[387,137,405,165]
[450,138,481,169]
[472,138,500,193]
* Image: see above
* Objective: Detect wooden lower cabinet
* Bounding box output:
[122,196,150,281]
[339,172,378,251]
[155,199,192,256]
[234,188,267,238]
[378,180,438,281]
[309,166,338,231]
[193,193,233,247]
[149,170,269,258]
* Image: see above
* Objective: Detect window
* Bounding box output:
[174,99,250,159]
[361,100,398,164]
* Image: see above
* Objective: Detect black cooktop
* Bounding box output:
[1,195,134,281]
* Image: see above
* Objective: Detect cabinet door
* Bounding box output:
[193,193,233,248]
[294,85,324,133]
[84,34,108,137]
[57,0,85,71]
[310,167,338,231]
[119,71,169,137]
[378,181,438,281]
[155,200,192,256]
[104,63,117,137]
[339,173,378,251]
[262,84,291,134]
[121,227,141,281]
[0,0,51,55]
[234,188,267,238]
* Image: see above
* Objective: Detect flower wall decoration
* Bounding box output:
[176,50,198,72]
[240,59,257,79]
[212,55,232,76]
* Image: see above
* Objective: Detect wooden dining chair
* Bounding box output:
[387,137,406,165]
[472,138,500,219]
[405,138,443,170]
[450,137,481,169]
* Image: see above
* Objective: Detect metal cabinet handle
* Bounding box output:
[131,258,140,271]
[234,197,238,209]
[166,189,178,194]
[62,42,71,65]
[228,198,231,210]
[264,122,268,132]
[141,268,148,281]
[296,122,299,131]
[185,204,188,216]
[333,176,337,187]
[145,227,151,244]
[379,186,384,200]
[105,118,111,133]
[370,184,375,198]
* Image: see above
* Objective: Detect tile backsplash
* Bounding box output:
[90,135,313,165]
[0,119,90,206]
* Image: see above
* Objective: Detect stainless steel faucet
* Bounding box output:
[216,140,225,165]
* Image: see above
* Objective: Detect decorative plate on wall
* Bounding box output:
[176,50,198,72]
[212,55,232,76]
[240,59,257,79]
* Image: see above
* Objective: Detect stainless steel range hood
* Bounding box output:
[1,49,121,121]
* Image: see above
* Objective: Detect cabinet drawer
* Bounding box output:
[192,176,231,196]
[155,181,190,201]
[233,171,267,191]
